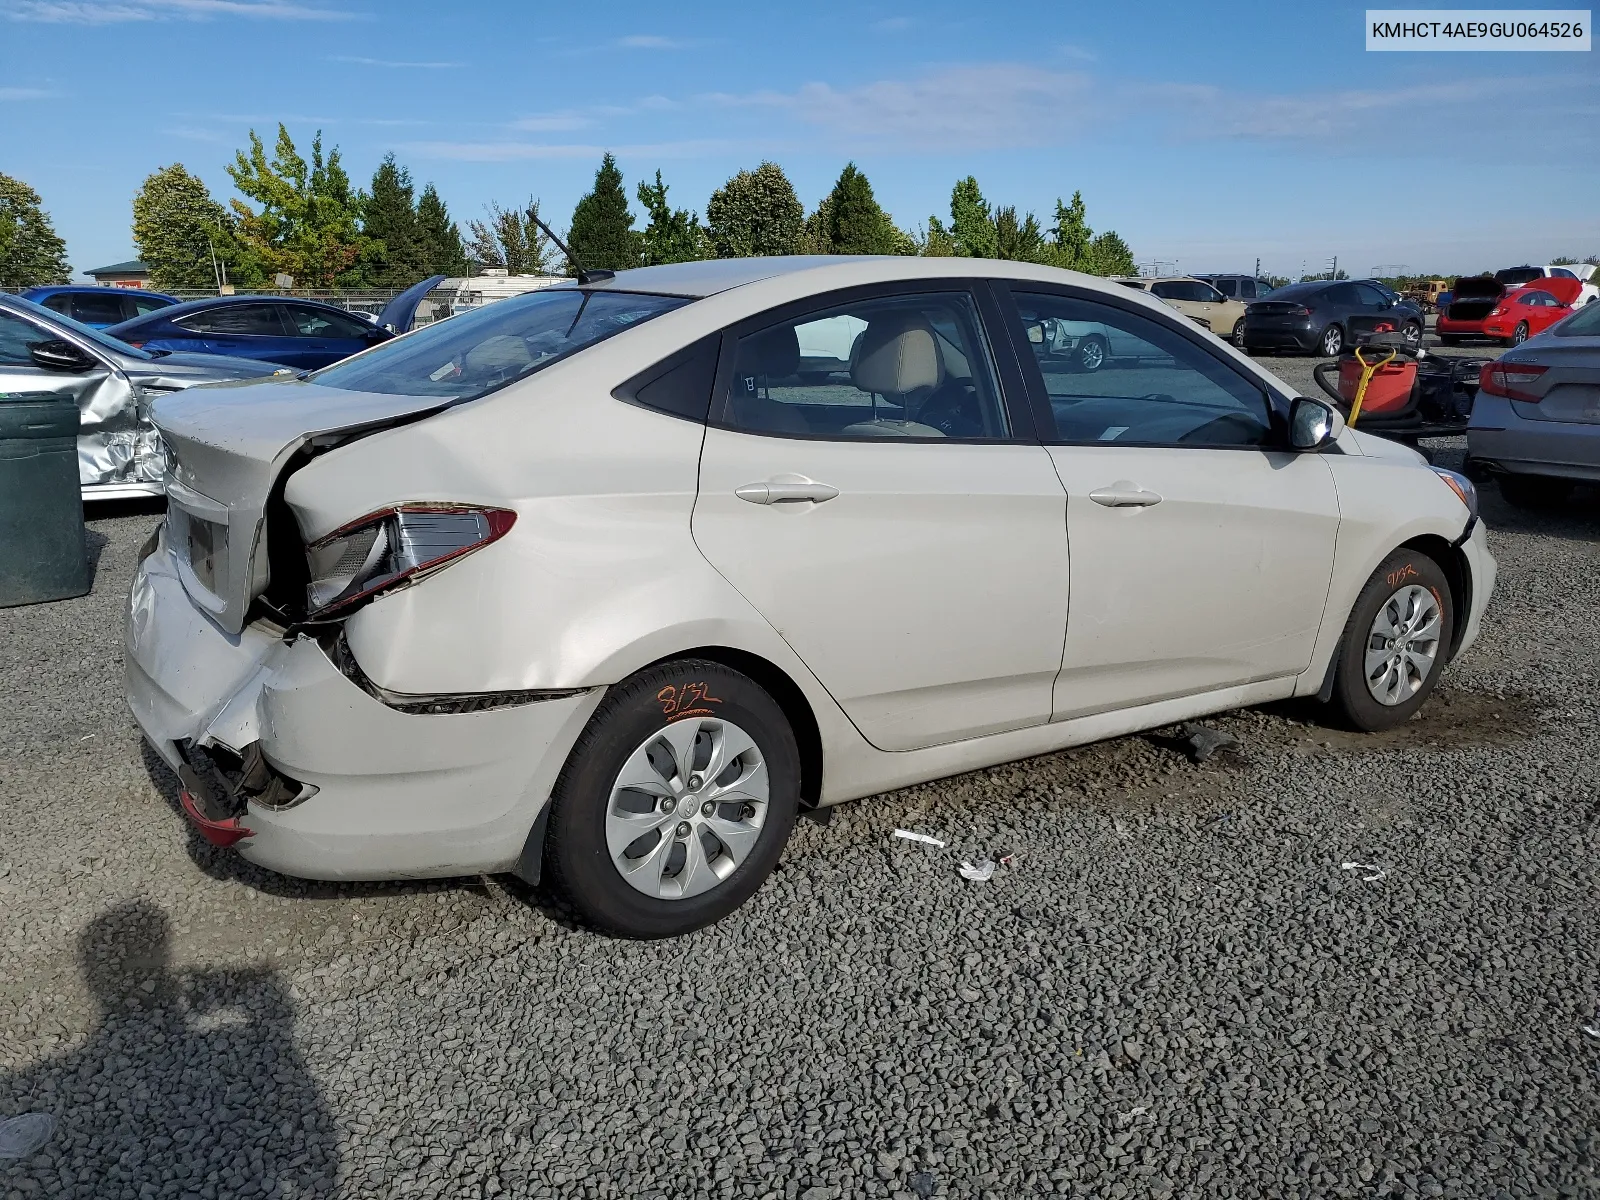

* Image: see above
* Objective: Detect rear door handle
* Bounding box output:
[735,476,840,505]
[1088,481,1163,508]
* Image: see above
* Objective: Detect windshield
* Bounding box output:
[1554,301,1600,337]
[6,295,154,359]
[310,288,689,398]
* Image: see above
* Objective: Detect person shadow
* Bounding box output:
[0,900,339,1199]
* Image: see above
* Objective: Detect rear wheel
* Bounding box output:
[1231,319,1246,348]
[1076,334,1108,372]
[543,660,800,937]
[1511,321,1530,346]
[1402,320,1422,347]
[1498,472,1573,508]
[1318,324,1344,356]
[1330,549,1453,732]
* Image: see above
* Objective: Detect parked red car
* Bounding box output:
[1437,275,1503,342]
[1482,277,1581,346]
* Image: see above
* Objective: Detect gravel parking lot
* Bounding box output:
[3,335,1598,1200]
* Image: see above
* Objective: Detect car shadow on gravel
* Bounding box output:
[0,900,339,1198]
[136,741,588,930]
[1257,686,1540,753]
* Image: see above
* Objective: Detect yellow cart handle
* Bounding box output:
[1347,346,1396,427]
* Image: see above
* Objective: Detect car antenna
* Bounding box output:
[527,211,614,286]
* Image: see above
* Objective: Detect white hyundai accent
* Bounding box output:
[126,256,1496,937]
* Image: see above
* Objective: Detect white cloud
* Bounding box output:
[402,138,735,163]
[0,86,58,98]
[3,0,359,21]
[617,34,687,49]
[509,112,594,132]
[328,54,460,68]
[709,64,1096,151]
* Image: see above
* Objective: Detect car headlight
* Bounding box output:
[1432,467,1477,520]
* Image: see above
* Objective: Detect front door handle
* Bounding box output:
[1088,481,1163,508]
[735,476,840,505]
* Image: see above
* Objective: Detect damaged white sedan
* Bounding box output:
[127,256,1496,937]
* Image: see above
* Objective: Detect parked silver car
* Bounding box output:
[0,293,288,500]
[1467,299,1600,506]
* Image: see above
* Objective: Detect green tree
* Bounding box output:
[1044,191,1093,270]
[0,172,70,287]
[994,206,1045,262]
[706,162,805,258]
[415,183,467,276]
[566,152,641,272]
[226,125,374,287]
[805,162,913,255]
[466,199,557,274]
[1085,231,1136,277]
[363,153,422,286]
[131,164,234,292]
[636,169,708,265]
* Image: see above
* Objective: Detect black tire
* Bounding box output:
[1076,334,1108,373]
[1231,319,1246,348]
[1402,320,1422,347]
[1329,549,1454,732]
[1511,321,1530,346]
[1318,324,1344,357]
[543,659,800,938]
[1498,472,1573,508]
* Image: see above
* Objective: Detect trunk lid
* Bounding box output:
[152,378,452,633]
[1450,276,1503,301]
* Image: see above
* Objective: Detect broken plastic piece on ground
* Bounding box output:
[957,859,996,882]
[1117,1105,1149,1126]
[0,1112,57,1160]
[1179,722,1242,763]
[893,829,946,849]
[1582,1024,1600,1039]
[1114,818,1132,840]
[997,849,1015,866]
[1340,861,1388,882]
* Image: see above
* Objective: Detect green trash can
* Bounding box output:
[0,391,90,607]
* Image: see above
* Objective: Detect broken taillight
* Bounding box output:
[303,504,516,618]
[1479,361,1549,402]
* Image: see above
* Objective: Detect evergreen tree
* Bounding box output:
[466,199,557,274]
[636,170,708,265]
[566,152,641,272]
[1086,230,1136,277]
[415,183,466,276]
[132,164,233,292]
[363,153,422,286]
[706,162,804,258]
[0,172,70,287]
[1045,191,1093,270]
[805,162,912,255]
[993,206,1045,262]
[226,125,374,287]
[948,177,998,259]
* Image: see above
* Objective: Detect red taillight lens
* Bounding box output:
[1479,361,1549,402]
[1292,306,1312,318]
[304,504,516,617]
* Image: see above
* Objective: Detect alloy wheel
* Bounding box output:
[605,717,769,900]
[1321,326,1343,356]
[1078,339,1105,370]
[1363,584,1442,706]
[1512,321,1529,345]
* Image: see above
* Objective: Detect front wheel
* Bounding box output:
[1329,549,1453,732]
[543,660,800,937]
[1318,324,1344,356]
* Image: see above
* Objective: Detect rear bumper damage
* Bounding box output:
[125,533,603,881]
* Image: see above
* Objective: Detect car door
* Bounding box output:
[0,305,127,487]
[997,285,1341,719]
[280,303,384,368]
[691,283,1072,752]
[169,302,292,363]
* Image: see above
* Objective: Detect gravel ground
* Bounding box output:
[3,340,1599,1198]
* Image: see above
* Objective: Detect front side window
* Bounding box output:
[1011,290,1274,448]
[41,294,73,317]
[284,304,371,339]
[719,291,1009,441]
[175,304,286,336]
[1550,267,1576,280]
[311,288,688,399]
[1353,283,1389,307]
[1238,280,1257,299]
[0,310,44,366]
[131,295,170,316]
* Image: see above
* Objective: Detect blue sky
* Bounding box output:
[2,0,1596,280]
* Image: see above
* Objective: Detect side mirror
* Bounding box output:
[29,339,95,372]
[1289,396,1344,450]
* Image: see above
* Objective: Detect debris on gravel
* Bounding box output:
[3,467,1599,1199]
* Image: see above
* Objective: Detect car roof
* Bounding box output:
[115,294,346,325]
[21,284,179,301]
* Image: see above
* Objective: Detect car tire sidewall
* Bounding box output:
[543,661,801,938]
[1231,319,1246,348]
[1332,549,1454,732]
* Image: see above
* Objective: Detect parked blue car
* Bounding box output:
[103,278,443,371]
[20,285,179,328]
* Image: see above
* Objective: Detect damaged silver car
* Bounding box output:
[0,293,288,500]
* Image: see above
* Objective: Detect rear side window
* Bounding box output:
[41,294,73,317]
[1213,279,1238,298]
[284,304,372,339]
[175,304,286,336]
[311,288,689,399]
[72,292,132,325]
